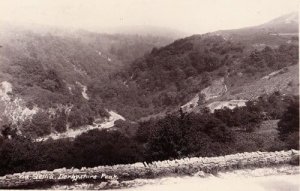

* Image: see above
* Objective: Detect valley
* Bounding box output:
[0,9,299,190]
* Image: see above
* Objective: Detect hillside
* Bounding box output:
[214,12,299,47]
[94,28,298,120]
[90,34,246,119]
[0,25,173,137]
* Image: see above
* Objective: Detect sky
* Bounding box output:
[0,0,299,35]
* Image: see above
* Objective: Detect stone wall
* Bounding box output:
[0,150,299,188]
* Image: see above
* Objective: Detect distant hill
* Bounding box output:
[214,12,298,46]
[98,25,186,39]
[259,12,298,33]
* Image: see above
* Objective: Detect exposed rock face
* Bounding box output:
[207,100,247,113]
[181,94,199,113]
[76,81,89,100]
[201,78,227,101]
[0,81,12,100]
[1,80,125,141]
[0,81,39,127]
[0,81,75,136]
[0,150,298,189]
[181,78,228,113]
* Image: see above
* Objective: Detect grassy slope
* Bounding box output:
[223,64,299,100]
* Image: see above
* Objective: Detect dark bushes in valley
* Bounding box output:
[0,94,298,176]
[0,130,143,176]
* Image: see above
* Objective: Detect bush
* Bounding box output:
[278,96,299,143]
[22,112,52,137]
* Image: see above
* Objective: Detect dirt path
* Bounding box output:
[35,111,125,141]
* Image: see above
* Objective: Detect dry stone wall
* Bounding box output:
[0,150,299,188]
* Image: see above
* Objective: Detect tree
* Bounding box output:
[146,115,184,161]
[22,111,52,137]
[53,111,67,133]
[1,123,16,139]
[201,72,212,86]
[197,93,206,106]
[278,96,299,144]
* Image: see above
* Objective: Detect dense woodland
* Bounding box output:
[0,92,298,175]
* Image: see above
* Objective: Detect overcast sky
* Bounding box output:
[0,0,298,34]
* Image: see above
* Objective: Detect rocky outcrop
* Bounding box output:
[0,81,39,127]
[0,150,298,189]
[76,81,89,100]
[201,78,227,101]
[207,99,247,112]
[181,94,199,113]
